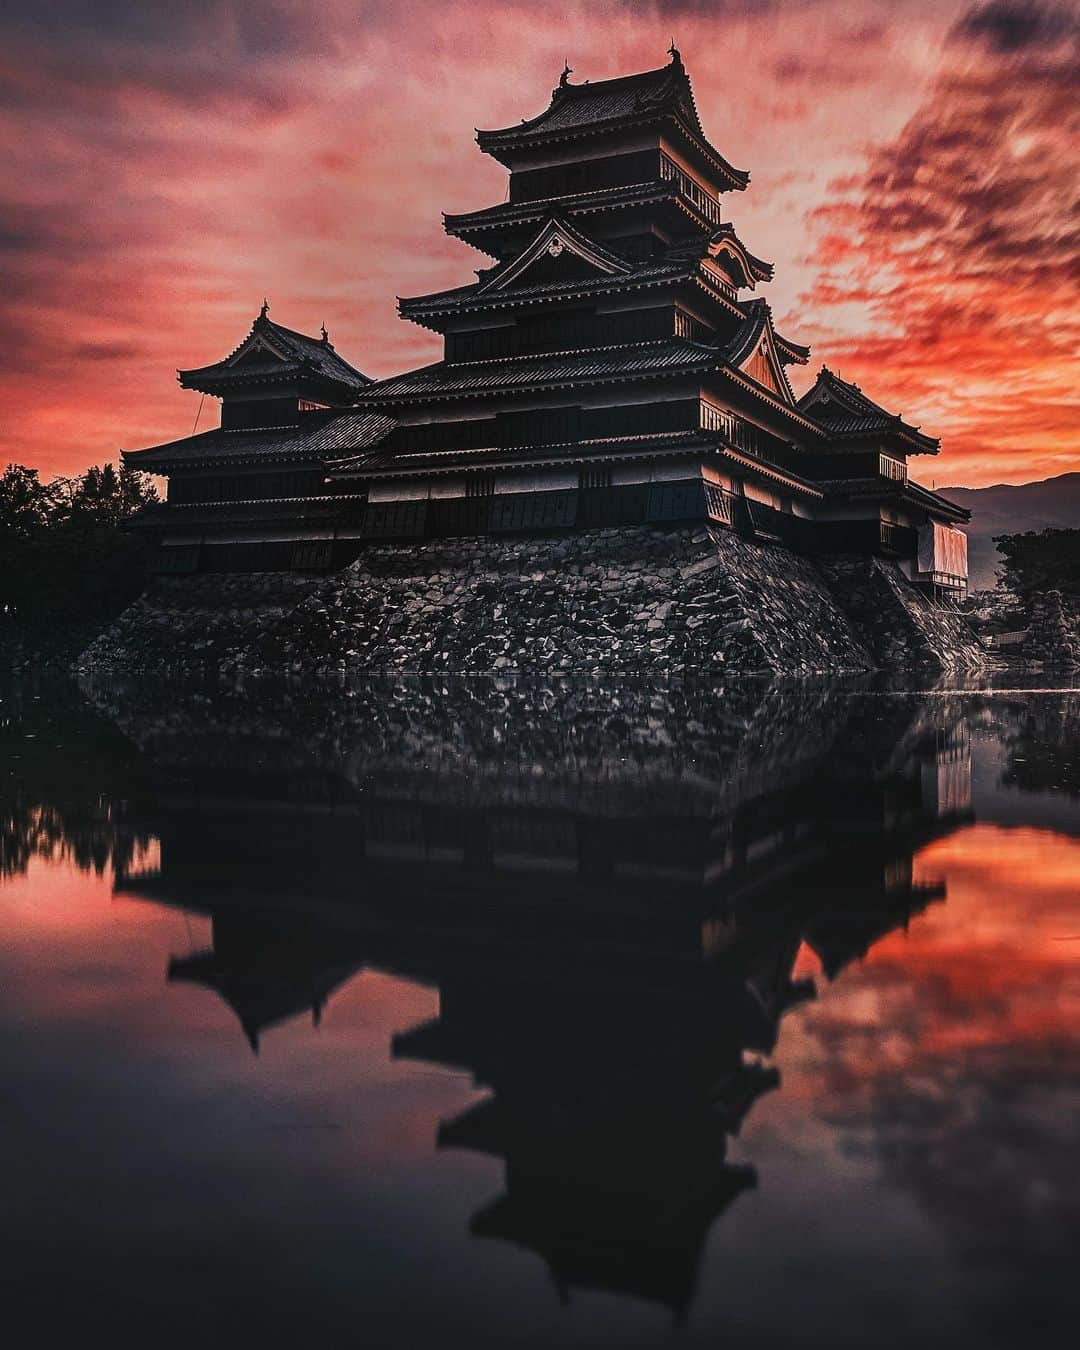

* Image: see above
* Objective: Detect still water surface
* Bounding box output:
[2,677,1078,1348]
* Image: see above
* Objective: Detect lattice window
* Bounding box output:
[465,472,496,498]
[579,465,613,490]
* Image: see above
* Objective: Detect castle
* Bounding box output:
[109,51,978,675]
[126,50,967,593]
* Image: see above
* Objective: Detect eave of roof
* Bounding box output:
[398,258,752,336]
[446,181,680,234]
[122,410,396,471]
[819,476,969,521]
[399,258,692,326]
[905,479,969,520]
[719,446,822,498]
[356,339,720,405]
[333,432,717,478]
[178,313,370,394]
[133,496,368,527]
[330,424,822,500]
[475,58,749,190]
[798,367,939,453]
[713,364,825,437]
[444,184,736,259]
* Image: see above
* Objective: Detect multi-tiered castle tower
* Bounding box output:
[124,50,969,609]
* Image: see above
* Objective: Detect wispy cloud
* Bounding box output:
[798,2,1080,484]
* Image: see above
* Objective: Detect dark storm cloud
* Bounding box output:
[957,0,1078,51]
[3,0,349,57]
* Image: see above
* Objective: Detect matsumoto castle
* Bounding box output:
[126,49,969,597]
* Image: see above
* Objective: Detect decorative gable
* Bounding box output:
[739,329,790,401]
[231,336,291,368]
[481,218,633,294]
[744,345,782,395]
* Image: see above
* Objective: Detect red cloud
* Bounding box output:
[796,2,1080,484]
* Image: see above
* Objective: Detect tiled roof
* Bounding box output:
[798,368,939,453]
[480,64,687,140]
[400,257,690,317]
[905,479,968,519]
[133,496,366,528]
[723,301,770,368]
[124,410,396,470]
[718,300,807,404]
[711,223,773,283]
[331,431,713,477]
[816,476,968,520]
[358,340,719,403]
[444,182,682,236]
[476,55,748,189]
[728,298,808,366]
[179,314,370,393]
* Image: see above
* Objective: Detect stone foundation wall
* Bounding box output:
[78,571,323,672]
[819,556,988,674]
[78,525,990,677]
[241,526,873,676]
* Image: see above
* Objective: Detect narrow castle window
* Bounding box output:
[466,472,496,498]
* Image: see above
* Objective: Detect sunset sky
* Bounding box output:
[1,0,1076,486]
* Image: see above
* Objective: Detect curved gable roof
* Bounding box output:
[799,367,940,454]
[476,52,749,191]
[178,312,369,395]
[478,217,634,293]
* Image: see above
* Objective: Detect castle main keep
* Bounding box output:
[106,50,980,675]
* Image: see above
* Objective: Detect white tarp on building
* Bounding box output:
[918,521,968,580]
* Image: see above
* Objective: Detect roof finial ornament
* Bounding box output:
[259,297,270,319]
[668,38,682,66]
[320,322,329,342]
[560,59,572,87]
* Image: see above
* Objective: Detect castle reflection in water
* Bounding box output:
[88,677,973,1318]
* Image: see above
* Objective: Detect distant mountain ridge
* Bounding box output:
[938,473,1080,590]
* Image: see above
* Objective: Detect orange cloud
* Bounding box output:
[797,2,1080,485]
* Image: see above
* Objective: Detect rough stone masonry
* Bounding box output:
[78,525,990,676]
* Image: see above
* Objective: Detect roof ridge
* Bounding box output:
[263,316,328,347]
[552,63,673,98]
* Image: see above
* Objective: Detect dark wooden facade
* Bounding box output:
[124,51,969,592]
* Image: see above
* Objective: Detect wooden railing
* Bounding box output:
[880,520,916,554]
[700,404,791,462]
[703,481,739,528]
[879,454,908,483]
[659,154,725,228]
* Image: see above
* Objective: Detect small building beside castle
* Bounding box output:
[125,49,969,603]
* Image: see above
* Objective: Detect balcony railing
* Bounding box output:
[880,520,918,555]
[703,481,743,529]
[879,454,908,484]
[700,404,791,463]
[659,154,725,228]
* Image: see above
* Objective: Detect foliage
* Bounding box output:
[0,675,153,878]
[0,461,158,646]
[993,528,1080,605]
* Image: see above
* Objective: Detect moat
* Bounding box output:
[2,675,1077,1348]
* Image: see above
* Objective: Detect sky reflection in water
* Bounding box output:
[1,678,1077,1348]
